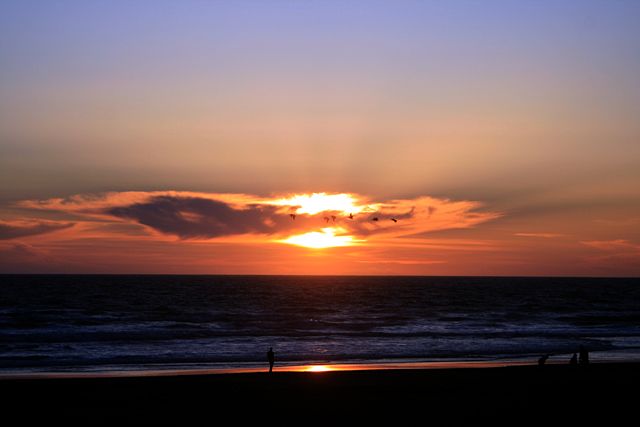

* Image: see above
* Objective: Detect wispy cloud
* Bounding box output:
[0,241,46,257]
[515,232,564,238]
[593,218,640,227]
[580,239,640,251]
[0,241,68,273]
[581,239,640,273]
[0,219,74,240]
[356,259,447,265]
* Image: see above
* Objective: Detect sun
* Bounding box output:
[305,365,332,372]
[268,192,379,215]
[279,227,361,249]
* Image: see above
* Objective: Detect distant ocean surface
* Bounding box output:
[1,275,640,374]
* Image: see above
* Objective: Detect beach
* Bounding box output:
[2,363,638,424]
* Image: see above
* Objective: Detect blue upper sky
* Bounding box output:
[1,0,639,202]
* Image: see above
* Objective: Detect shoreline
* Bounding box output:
[4,349,640,380]
[0,359,541,380]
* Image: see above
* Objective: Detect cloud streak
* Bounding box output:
[581,239,640,251]
[0,219,74,240]
[515,233,565,238]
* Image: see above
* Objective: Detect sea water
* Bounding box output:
[1,275,639,374]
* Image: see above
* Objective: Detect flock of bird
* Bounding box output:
[288,213,398,223]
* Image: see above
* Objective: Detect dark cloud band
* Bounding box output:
[108,196,286,239]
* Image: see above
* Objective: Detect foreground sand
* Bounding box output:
[2,363,638,424]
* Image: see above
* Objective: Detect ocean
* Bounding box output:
[1,275,639,374]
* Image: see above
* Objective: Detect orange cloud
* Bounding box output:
[15,191,500,248]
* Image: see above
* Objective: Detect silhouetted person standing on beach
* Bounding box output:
[267,347,275,373]
[579,345,589,365]
[569,353,578,366]
[538,354,550,366]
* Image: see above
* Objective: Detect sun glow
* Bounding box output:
[280,227,360,249]
[269,192,378,215]
[306,365,332,372]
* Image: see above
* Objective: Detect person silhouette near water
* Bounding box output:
[579,345,589,365]
[267,347,275,373]
[569,353,578,366]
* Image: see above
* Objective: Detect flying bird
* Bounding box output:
[324,216,330,223]
[289,214,296,220]
[331,215,336,222]
[390,218,398,223]
[348,213,354,220]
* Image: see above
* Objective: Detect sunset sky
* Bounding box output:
[1,0,639,276]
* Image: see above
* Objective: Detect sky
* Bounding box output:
[1,0,639,276]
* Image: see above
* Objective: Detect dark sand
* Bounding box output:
[2,363,638,425]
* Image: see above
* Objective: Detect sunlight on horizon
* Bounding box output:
[279,227,361,249]
[305,365,333,372]
[269,193,379,215]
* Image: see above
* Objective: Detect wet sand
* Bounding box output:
[2,363,637,425]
